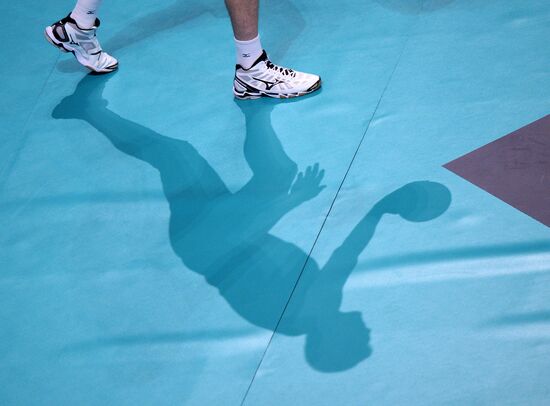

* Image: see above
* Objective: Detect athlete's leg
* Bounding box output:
[225,0,322,99]
[71,0,103,29]
[224,0,259,41]
[45,0,117,73]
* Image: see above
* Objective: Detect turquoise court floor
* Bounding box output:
[1,0,549,405]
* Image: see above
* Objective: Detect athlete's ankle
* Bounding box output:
[234,35,263,69]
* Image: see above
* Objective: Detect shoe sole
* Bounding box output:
[233,77,322,100]
[44,26,118,74]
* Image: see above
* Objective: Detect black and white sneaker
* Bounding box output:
[233,51,321,99]
[45,14,118,74]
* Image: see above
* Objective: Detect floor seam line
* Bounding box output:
[0,54,61,193]
[238,22,415,406]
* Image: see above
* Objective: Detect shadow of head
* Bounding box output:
[305,311,372,372]
[379,181,451,222]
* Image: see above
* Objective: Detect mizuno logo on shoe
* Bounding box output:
[233,50,320,99]
[252,77,284,90]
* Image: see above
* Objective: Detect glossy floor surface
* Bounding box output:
[1,1,549,405]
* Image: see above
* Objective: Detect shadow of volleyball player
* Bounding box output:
[53,74,451,372]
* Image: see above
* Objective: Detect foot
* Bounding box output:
[233,51,321,100]
[45,14,118,74]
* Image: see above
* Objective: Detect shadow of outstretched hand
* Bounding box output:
[290,163,326,202]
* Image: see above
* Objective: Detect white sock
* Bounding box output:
[235,35,263,69]
[71,0,103,29]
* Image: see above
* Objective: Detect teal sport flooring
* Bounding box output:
[1,0,549,404]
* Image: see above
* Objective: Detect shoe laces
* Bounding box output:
[266,60,296,77]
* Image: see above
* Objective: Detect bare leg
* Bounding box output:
[224,0,259,40]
